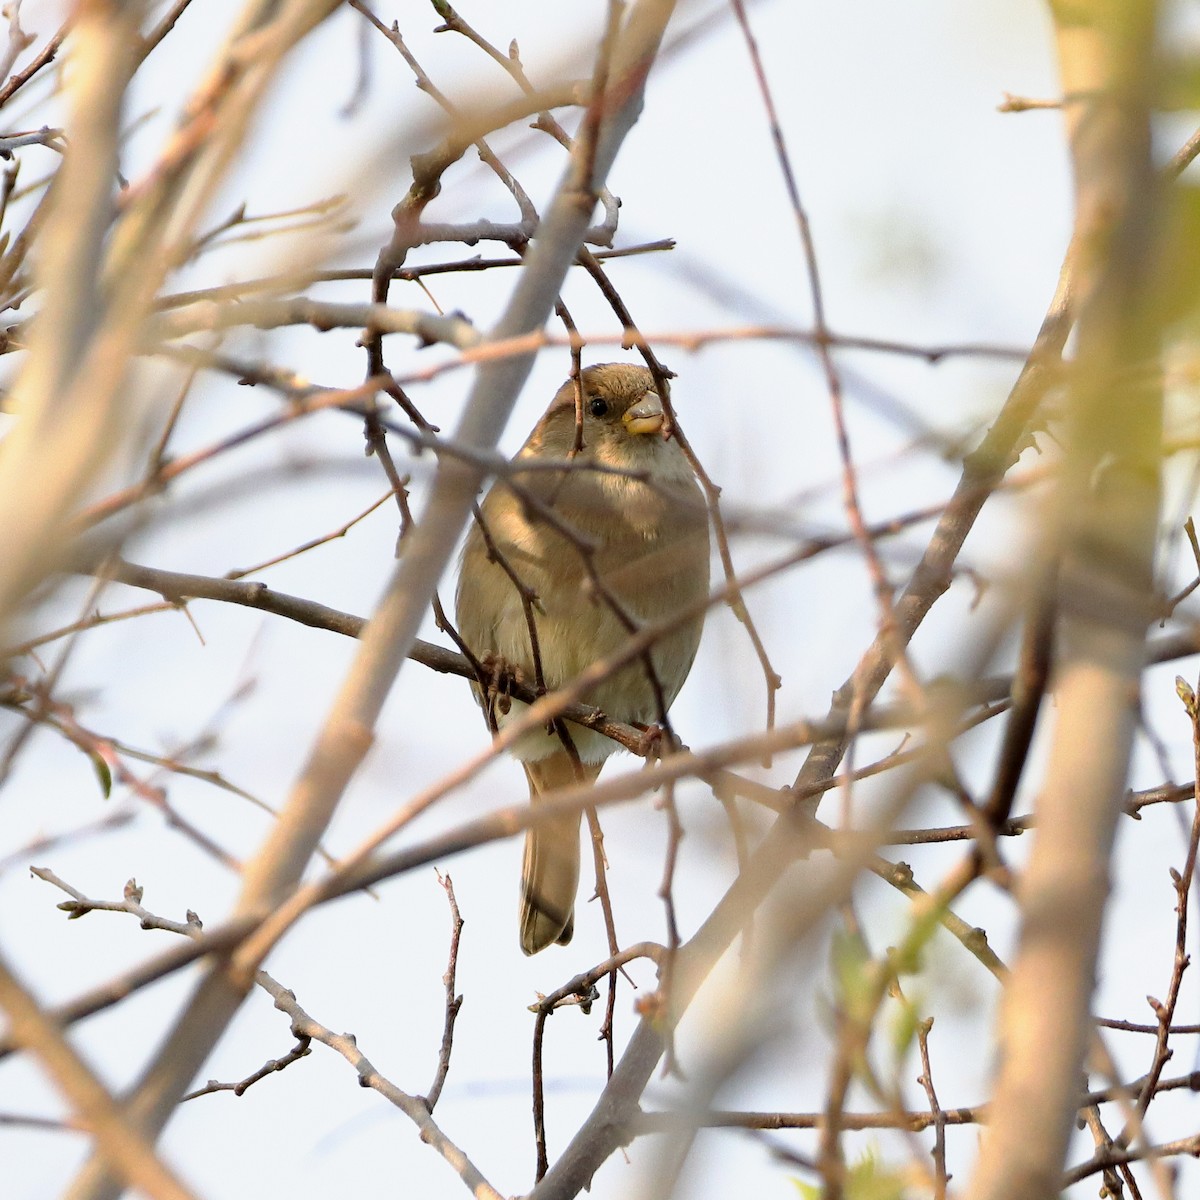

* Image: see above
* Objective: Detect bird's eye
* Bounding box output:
[587,395,609,419]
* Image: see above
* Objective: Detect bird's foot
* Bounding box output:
[480,653,526,719]
[634,722,670,760]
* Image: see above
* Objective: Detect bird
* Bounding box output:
[455,362,710,954]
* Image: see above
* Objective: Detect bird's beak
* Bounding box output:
[622,392,665,436]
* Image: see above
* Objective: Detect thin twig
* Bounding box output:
[421,871,464,1113]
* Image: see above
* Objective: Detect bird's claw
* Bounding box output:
[635,722,668,759]
[481,653,525,720]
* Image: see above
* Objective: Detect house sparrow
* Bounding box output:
[455,363,710,954]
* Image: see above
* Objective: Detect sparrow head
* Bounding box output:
[525,363,673,466]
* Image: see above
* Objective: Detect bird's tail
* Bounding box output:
[519,752,602,955]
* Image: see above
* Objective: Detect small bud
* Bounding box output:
[1177,675,1198,717]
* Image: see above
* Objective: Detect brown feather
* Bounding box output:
[519,753,603,955]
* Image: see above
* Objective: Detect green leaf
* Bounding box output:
[789,1179,820,1200]
[888,996,922,1062]
[87,749,112,799]
[846,1146,909,1200]
[788,1150,912,1200]
[831,927,874,1025]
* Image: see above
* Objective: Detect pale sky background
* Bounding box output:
[2,1,1198,1198]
